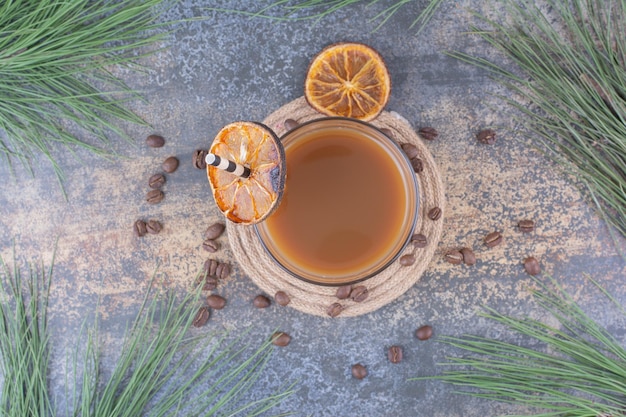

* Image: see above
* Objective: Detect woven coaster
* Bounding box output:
[228,97,445,317]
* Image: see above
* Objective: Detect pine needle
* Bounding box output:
[448,0,626,238]
[207,0,445,34]
[0,0,172,185]
[415,276,626,417]
[0,251,295,417]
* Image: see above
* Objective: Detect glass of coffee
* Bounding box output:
[255,117,419,286]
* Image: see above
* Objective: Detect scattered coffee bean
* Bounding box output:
[284,119,299,131]
[523,256,541,276]
[146,189,164,204]
[253,295,271,308]
[411,233,428,248]
[380,128,394,139]
[410,157,424,173]
[162,156,179,173]
[146,220,162,235]
[204,259,219,277]
[202,239,220,253]
[415,325,433,341]
[271,331,291,347]
[335,285,352,300]
[148,173,166,189]
[193,149,208,169]
[351,364,367,379]
[484,231,503,248]
[419,127,439,141]
[401,143,419,159]
[192,307,210,327]
[204,223,226,240]
[399,254,416,266]
[428,207,442,221]
[350,286,368,303]
[274,291,291,306]
[146,134,165,148]
[217,263,230,280]
[518,219,535,233]
[460,247,476,266]
[327,302,344,318]
[477,128,496,144]
[206,294,226,310]
[444,250,463,265]
[388,346,403,364]
[203,277,218,291]
[134,220,147,237]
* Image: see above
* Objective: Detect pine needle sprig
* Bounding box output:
[0,251,295,417]
[416,277,626,417]
[207,0,445,34]
[448,0,626,238]
[0,0,172,184]
[0,251,54,417]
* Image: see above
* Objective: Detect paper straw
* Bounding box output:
[205,153,251,178]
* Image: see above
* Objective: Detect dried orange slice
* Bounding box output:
[207,122,286,224]
[304,42,391,121]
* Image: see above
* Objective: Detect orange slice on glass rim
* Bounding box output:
[304,42,391,121]
[207,122,286,225]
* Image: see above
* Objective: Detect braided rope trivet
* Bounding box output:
[228,97,445,317]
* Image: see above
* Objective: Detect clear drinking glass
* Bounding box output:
[255,117,419,286]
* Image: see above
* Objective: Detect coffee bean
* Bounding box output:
[204,223,226,240]
[217,263,230,280]
[388,346,403,364]
[146,220,162,234]
[327,302,343,317]
[148,173,166,189]
[415,325,433,341]
[193,149,208,169]
[204,259,219,277]
[146,134,165,148]
[477,129,496,144]
[146,189,164,204]
[410,157,424,173]
[350,286,368,303]
[380,128,394,139]
[428,207,442,221]
[484,231,503,248]
[271,331,291,347]
[206,294,226,310]
[351,364,367,379]
[192,307,210,327]
[399,254,416,266]
[203,277,218,291]
[284,119,299,131]
[162,156,179,173]
[518,219,535,233]
[460,247,476,266]
[444,250,463,265]
[202,239,219,253]
[134,220,147,237]
[523,257,541,276]
[335,285,352,300]
[274,291,291,306]
[411,233,428,248]
[253,295,271,308]
[419,127,438,141]
[401,143,419,159]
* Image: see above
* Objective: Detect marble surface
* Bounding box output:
[1,1,625,416]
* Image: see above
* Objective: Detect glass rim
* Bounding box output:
[254,117,419,287]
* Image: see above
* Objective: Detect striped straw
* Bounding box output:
[205,153,251,178]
